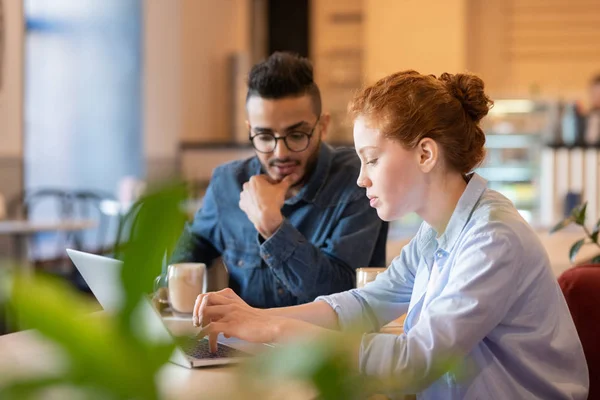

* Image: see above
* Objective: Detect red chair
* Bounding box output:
[559,264,600,399]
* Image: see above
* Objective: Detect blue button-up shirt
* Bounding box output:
[318,174,588,399]
[171,144,388,308]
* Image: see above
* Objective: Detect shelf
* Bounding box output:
[476,166,534,182]
[485,133,541,149]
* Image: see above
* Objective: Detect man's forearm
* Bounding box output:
[263,301,340,330]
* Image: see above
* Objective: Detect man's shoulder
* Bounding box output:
[316,146,365,206]
[329,146,361,171]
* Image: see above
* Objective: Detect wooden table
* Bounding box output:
[0,315,405,399]
[0,219,97,275]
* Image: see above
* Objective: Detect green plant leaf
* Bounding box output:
[550,217,574,234]
[571,202,588,225]
[569,239,586,263]
[2,183,190,399]
[591,230,599,244]
[9,274,170,400]
[118,182,187,335]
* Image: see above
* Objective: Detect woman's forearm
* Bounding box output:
[263,300,340,330]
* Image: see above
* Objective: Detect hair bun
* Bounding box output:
[439,72,493,123]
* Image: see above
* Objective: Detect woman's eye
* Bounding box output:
[366,159,378,165]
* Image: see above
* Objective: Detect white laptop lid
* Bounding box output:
[66,248,267,368]
[66,249,124,311]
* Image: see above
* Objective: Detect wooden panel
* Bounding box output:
[180,0,250,143]
[468,0,600,98]
[507,0,600,60]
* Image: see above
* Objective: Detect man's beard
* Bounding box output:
[293,138,321,188]
[260,137,322,188]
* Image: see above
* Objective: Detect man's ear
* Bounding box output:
[416,138,438,173]
[318,113,331,141]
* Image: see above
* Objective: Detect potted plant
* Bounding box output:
[551,202,600,264]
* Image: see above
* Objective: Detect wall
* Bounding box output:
[180,0,250,144]
[364,0,468,83]
[0,0,23,254]
[0,0,23,158]
[0,0,23,204]
[310,0,363,143]
[143,0,182,181]
[468,0,600,100]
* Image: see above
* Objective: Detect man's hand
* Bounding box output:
[239,174,298,239]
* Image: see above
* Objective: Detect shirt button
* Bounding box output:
[436,251,443,258]
[264,253,270,259]
[237,260,244,267]
[277,288,285,295]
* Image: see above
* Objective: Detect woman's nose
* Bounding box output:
[357,170,370,188]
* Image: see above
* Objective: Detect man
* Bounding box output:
[171,52,387,308]
[585,74,600,146]
[589,74,600,111]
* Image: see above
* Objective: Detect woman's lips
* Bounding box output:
[369,197,379,207]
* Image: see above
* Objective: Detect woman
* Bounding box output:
[192,71,589,399]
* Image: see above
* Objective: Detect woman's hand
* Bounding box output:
[192,288,283,352]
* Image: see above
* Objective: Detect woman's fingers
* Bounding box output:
[192,293,208,326]
[208,330,219,353]
[216,287,239,300]
[201,320,233,353]
[194,293,236,327]
[193,289,245,327]
[201,304,236,321]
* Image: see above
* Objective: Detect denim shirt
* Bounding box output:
[318,174,588,399]
[171,144,388,308]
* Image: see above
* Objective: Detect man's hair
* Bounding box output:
[591,74,600,86]
[246,52,322,116]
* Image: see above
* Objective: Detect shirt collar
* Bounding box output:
[417,173,488,253]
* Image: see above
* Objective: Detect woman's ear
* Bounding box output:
[417,138,438,173]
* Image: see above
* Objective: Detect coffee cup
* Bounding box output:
[164,263,206,315]
[356,267,387,288]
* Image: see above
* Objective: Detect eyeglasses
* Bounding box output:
[249,117,321,153]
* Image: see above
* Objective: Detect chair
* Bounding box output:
[7,188,74,221]
[111,199,143,260]
[558,264,600,399]
[71,190,120,254]
[6,188,75,266]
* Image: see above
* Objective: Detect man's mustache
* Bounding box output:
[269,159,300,167]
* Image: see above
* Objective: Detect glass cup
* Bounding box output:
[161,263,206,315]
[356,267,387,288]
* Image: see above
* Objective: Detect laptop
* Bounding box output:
[66,249,269,368]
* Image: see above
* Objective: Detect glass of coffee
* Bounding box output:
[355,267,387,288]
[165,263,206,315]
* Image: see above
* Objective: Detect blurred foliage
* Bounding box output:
[551,202,600,264]
[0,180,448,399]
[0,182,188,399]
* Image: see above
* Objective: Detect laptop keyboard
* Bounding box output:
[178,337,249,359]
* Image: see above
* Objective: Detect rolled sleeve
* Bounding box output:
[315,290,366,331]
[259,219,304,265]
